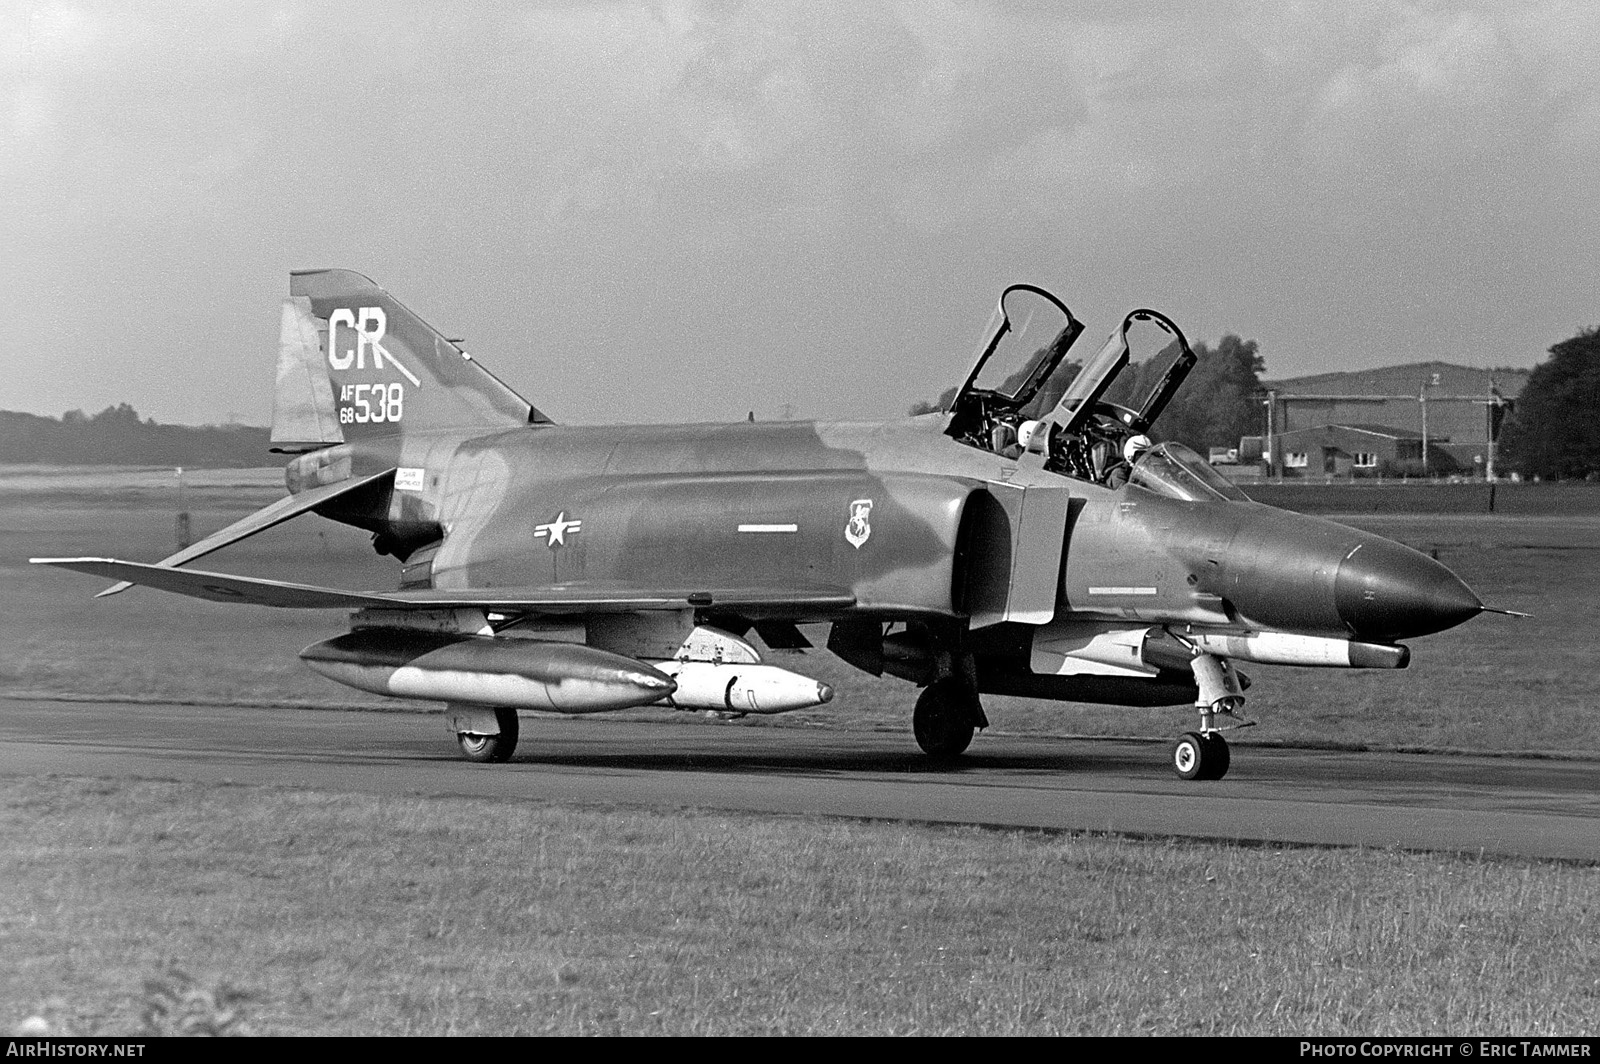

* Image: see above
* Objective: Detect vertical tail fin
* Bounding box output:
[270,269,549,452]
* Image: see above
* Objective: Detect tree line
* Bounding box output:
[1498,326,1600,480]
[0,404,272,467]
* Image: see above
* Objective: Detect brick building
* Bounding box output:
[1238,424,1424,477]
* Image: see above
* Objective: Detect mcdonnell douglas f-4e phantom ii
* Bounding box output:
[34,272,1495,780]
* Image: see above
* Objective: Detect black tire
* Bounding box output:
[1201,732,1231,781]
[1172,731,1207,780]
[913,678,979,760]
[457,707,520,763]
[1173,731,1230,780]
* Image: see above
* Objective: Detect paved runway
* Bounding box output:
[1,697,1595,861]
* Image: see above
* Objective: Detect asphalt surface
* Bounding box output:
[1,697,1596,862]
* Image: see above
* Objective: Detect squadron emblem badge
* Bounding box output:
[844,498,873,549]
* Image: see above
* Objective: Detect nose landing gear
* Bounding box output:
[1170,652,1252,781]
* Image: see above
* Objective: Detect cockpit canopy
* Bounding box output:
[1049,309,1195,438]
[945,284,1204,489]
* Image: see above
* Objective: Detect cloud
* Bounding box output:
[1295,2,1600,187]
[5,0,1597,424]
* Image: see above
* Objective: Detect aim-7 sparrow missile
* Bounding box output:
[651,659,835,714]
[300,629,676,713]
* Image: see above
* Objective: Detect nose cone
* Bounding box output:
[1335,539,1482,641]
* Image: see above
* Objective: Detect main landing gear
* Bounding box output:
[450,705,520,763]
[913,676,987,760]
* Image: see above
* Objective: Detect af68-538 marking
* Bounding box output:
[338,383,404,425]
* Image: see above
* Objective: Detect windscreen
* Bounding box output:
[1129,443,1251,502]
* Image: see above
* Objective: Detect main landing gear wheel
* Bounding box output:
[457,707,520,764]
[913,678,981,760]
[1172,731,1230,781]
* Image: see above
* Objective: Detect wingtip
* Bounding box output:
[29,558,133,598]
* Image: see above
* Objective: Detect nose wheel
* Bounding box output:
[1172,730,1230,781]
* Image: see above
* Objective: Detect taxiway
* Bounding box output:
[1,698,1594,862]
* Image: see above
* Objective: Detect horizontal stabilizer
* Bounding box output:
[90,468,397,598]
[30,557,856,615]
[32,558,394,608]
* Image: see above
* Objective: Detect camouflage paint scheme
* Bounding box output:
[34,271,1488,775]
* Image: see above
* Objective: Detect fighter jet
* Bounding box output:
[33,273,1492,779]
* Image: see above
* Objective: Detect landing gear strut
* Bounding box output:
[913,676,984,760]
[1170,651,1248,781]
[452,706,520,763]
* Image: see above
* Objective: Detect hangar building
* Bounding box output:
[1244,362,1527,477]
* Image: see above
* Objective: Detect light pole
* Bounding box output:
[1485,384,1502,483]
[175,467,190,549]
[1419,381,1429,479]
[1262,391,1277,480]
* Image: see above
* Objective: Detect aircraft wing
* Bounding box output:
[91,468,398,598]
[29,558,856,615]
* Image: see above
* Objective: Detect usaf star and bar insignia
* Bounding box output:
[534,511,582,547]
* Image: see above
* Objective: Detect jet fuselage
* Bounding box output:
[296,414,1479,648]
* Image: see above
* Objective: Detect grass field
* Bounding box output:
[2,467,1597,755]
[5,776,1597,1036]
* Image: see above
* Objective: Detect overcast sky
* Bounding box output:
[5,0,1597,427]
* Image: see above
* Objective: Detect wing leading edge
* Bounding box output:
[29,558,857,616]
